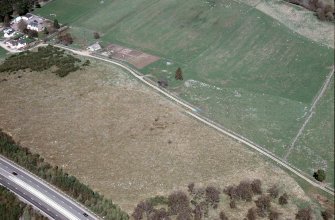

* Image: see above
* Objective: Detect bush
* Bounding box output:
[268,209,281,220]
[313,169,326,182]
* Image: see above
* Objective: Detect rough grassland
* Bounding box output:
[35,0,334,187]
[0,60,312,213]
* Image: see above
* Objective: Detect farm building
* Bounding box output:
[27,20,44,32]
[3,29,16,38]
[87,42,102,52]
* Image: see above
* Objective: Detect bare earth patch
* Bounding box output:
[0,59,310,212]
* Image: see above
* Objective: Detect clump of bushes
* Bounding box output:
[0,45,88,77]
[287,0,334,21]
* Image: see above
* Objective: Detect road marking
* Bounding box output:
[8,176,81,220]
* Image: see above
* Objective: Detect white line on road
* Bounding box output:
[8,175,81,220]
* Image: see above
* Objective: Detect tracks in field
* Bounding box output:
[284,66,334,160]
[54,44,334,196]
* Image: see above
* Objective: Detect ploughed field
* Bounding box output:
[35,0,335,188]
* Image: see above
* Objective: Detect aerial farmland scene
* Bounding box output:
[0,0,334,219]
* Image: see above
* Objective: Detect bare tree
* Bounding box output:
[168,191,190,215]
[268,209,281,220]
[229,200,236,209]
[251,179,262,195]
[296,207,313,220]
[255,195,271,217]
[18,20,27,32]
[205,186,221,207]
[321,209,334,220]
[219,210,229,220]
[278,193,288,205]
[247,208,257,220]
[267,185,279,199]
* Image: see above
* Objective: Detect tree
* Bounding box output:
[175,67,183,80]
[313,169,326,182]
[296,207,313,220]
[267,185,279,199]
[27,30,38,38]
[268,209,281,220]
[321,209,333,220]
[219,211,229,220]
[43,27,49,35]
[278,193,288,205]
[255,195,271,217]
[18,20,28,32]
[188,182,195,194]
[205,186,220,207]
[229,200,236,209]
[3,15,10,27]
[251,179,262,194]
[168,191,190,215]
[93,32,100,39]
[58,33,73,45]
[53,19,60,29]
[247,208,257,220]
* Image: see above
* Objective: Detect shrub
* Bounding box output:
[229,200,236,209]
[314,169,326,182]
[188,182,195,194]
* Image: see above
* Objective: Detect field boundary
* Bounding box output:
[284,66,334,160]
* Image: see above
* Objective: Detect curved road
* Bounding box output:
[0,156,99,220]
[55,45,334,196]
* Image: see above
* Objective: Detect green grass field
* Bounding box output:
[35,0,334,187]
[0,48,8,59]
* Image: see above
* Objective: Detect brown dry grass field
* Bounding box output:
[0,58,312,214]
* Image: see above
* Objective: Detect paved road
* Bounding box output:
[54,44,335,196]
[0,156,98,220]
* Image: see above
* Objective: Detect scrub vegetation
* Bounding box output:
[0,45,86,77]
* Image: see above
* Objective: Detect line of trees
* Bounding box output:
[0,129,128,220]
[0,185,48,219]
[132,180,334,220]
